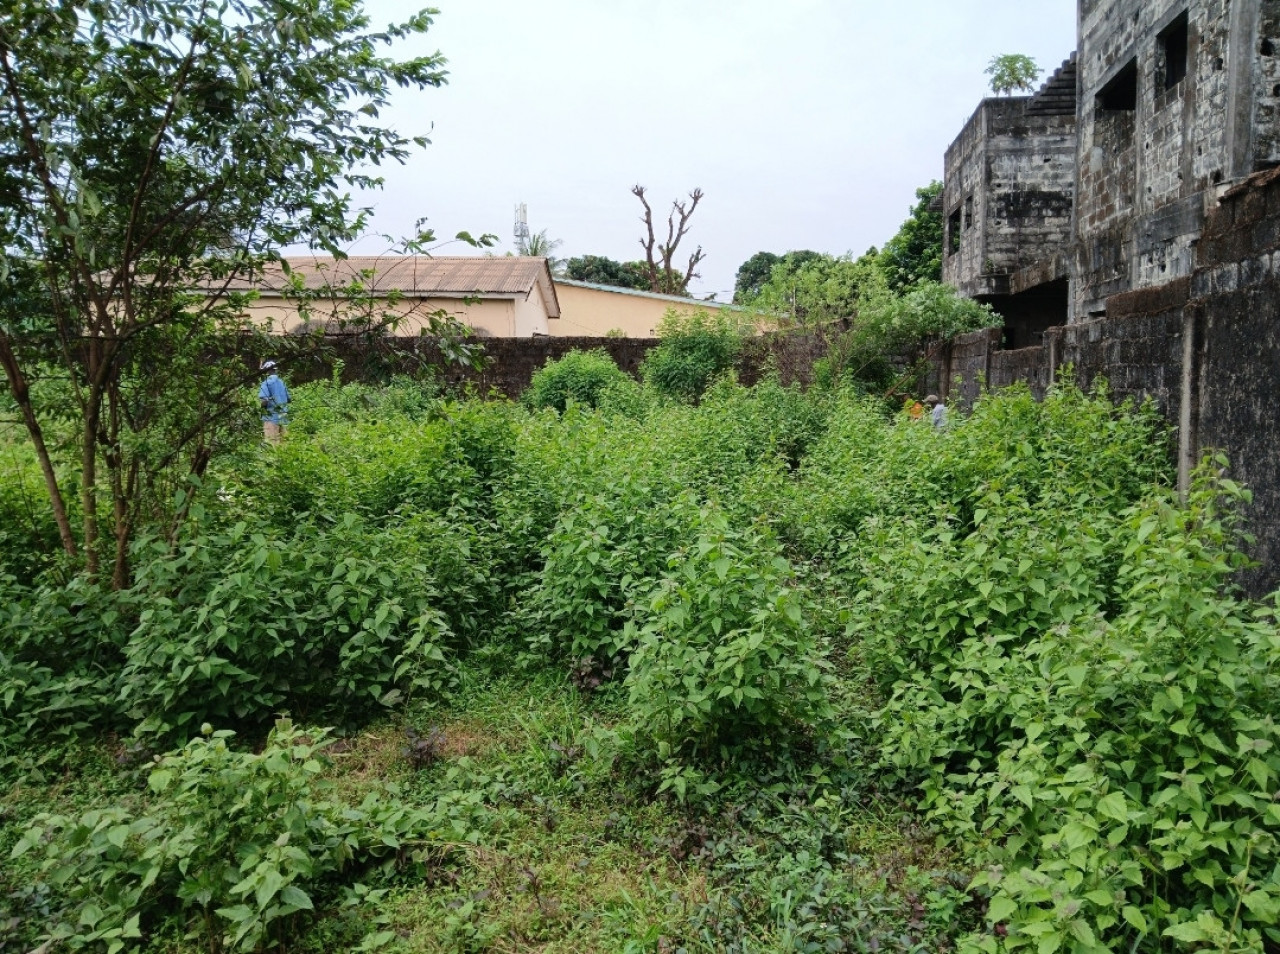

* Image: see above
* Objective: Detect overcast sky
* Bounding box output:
[351,0,1078,300]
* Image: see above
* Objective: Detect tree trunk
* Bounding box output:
[81,390,101,579]
[0,337,78,558]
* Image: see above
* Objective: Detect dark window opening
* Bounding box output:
[947,209,961,255]
[964,195,974,230]
[1160,13,1189,89]
[1098,58,1138,110]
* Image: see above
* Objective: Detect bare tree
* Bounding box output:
[632,185,706,296]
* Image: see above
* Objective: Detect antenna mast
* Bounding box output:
[514,203,530,250]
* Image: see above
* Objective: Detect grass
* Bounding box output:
[1,656,976,953]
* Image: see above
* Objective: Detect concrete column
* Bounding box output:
[1177,304,1204,497]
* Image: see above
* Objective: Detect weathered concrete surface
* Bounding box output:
[1072,0,1280,318]
[942,96,1076,301]
[1191,166,1280,594]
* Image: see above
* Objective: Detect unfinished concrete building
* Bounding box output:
[944,0,1280,327]
[1074,0,1280,316]
[942,57,1079,349]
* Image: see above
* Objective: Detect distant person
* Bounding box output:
[905,397,925,419]
[258,360,290,444]
[924,394,947,429]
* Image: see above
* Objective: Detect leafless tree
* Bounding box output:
[632,185,706,296]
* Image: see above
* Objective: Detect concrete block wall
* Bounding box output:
[282,331,832,402]
[1071,0,1277,318]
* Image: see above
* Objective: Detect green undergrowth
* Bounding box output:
[5,365,1280,953]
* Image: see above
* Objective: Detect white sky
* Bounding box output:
[349,0,1078,300]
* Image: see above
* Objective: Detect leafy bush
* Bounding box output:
[863,463,1280,953]
[528,485,699,666]
[625,508,832,779]
[522,349,632,413]
[0,439,67,583]
[640,309,749,402]
[118,518,455,739]
[0,573,131,766]
[11,719,488,953]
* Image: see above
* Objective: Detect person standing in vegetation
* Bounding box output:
[924,394,947,429]
[258,361,290,444]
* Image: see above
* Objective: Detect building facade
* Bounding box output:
[942,0,1280,333]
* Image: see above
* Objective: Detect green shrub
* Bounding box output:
[0,573,131,766]
[522,349,632,413]
[625,508,832,781]
[528,485,699,665]
[640,309,749,402]
[11,719,489,953]
[118,518,455,739]
[0,440,66,583]
[866,464,1280,953]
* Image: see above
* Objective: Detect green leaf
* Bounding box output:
[255,869,285,909]
[280,885,314,911]
[1096,792,1129,823]
[1163,921,1209,943]
[1121,906,1148,934]
[987,895,1017,924]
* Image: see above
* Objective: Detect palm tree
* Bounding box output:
[517,229,566,276]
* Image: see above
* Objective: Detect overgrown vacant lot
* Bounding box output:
[3,370,1279,954]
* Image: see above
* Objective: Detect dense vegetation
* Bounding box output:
[3,352,1278,953]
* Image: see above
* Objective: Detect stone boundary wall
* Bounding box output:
[929,167,1280,594]
[282,330,832,401]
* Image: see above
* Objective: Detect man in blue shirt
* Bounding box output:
[258,360,290,444]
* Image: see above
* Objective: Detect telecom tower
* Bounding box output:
[513,203,529,250]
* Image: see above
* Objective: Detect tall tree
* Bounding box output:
[0,0,450,586]
[733,252,780,303]
[632,185,704,297]
[516,228,565,275]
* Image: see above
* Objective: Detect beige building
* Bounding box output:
[229,255,559,338]
[551,279,737,338]
[228,255,743,339]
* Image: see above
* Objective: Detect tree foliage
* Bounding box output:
[564,254,650,290]
[985,53,1042,95]
[515,228,565,275]
[747,252,883,326]
[733,249,823,303]
[0,0,451,585]
[875,181,944,291]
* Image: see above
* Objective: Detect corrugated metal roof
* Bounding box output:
[229,255,560,317]
[555,278,737,308]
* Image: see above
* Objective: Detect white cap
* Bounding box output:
[260,360,276,370]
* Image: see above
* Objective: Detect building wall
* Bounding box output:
[942,99,1077,300]
[239,295,539,338]
[930,165,1280,594]
[942,103,993,297]
[1071,0,1280,317]
[550,282,732,338]
[512,283,552,337]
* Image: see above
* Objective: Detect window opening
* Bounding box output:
[947,209,962,255]
[1098,58,1138,110]
[1160,13,1189,89]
